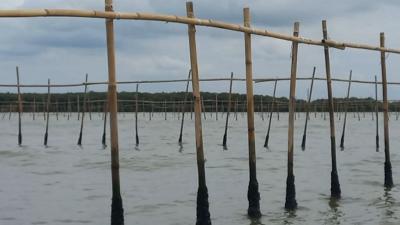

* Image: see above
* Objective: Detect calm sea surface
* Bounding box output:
[0,112,399,225]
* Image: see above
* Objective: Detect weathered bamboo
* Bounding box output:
[135,84,139,146]
[301,66,316,150]
[178,70,192,144]
[380,32,393,188]
[105,1,124,224]
[44,79,50,146]
[264,80,277,148]
[16,66,22,145]
[102,100,108,147]
[375,75,379,150]
[244,8,261,218]
[285,22,300,210]
[186,2,211,225]
[322,20,341,198]
[1,8,400,53]
[222,72,234,148]
[339,71,352,150]
[77,74,88,146]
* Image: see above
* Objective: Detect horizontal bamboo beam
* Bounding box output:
[0,9,398,53]
[1,76,399,88]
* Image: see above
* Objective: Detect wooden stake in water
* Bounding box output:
[222,72,234,148]
[16,66,23,145]
[44,79,51,146]
[380,32,393,188]
[201,97,207,120]
[301,66,316,150]
[375,75,379,150]
[339,70,352,150]
[264,80,277,148]
[186,2,211,224]
[179,70,192,144]
[77,74,88,146]
[322,20,341,198]
[135,84,139,146]
[105,0,124,223]
[285,22,300,210]
[244,8,261,218]
[102,100,108,147]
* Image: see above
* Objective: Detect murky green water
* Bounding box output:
[0,112,399,224]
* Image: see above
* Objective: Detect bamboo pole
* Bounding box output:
[243,8,261,218]
[2,8,400,53]
[77,95,80,120]
[186,2,211,225]
[77,74,88,146]
[301,66,316,150]
[135,84,139,146]
[215,94,218,121]
[44,79,50,146]
[285,22,299,210]
[201,97,206,120]
[222,72,234,148]
[102,100,108,147]
[16,66,22,145]
[339,70,352,150]
[105,1,124,224]
[322,20,341,198]
[264,80,277,148]
[375,75,379,150]
[380,32,393,188]
[178,70,192,144]
[33,96,36,120]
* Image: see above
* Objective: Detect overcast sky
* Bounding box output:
[0,0,400,100]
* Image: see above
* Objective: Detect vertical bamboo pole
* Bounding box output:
[77,95,80,120]
[222,72,234,148]
[322,20,341,198]
[285,22,300,210]
[201,97,207,120]
[102,100,108,147]
[179,70,192,144]
[16,66,22,145]
[135,84,139,146]
[380,32,393,188]
[243,7,261,218]
[44,79,50,146]
[77,74,88,146]
[33,96,36,120]
[375,75,379,150]
[339,70,352,150]
[42,98,46,120]
[264,80,277,148]
[215,94,218,121]
[186,2,211,224]
[105,0,124,223]
[301,66,316,150]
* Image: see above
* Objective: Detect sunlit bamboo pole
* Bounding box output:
[285,22,299,210]
[244,7,261,218]
[77,74,88,146]
[16,66,22,145]
[135,84,139,146]
[222,72,234,148]
[44,79,50,146]
[380,32,393,188]
[105,1,124,224]
[178,70,191,144]
[375,75,379,150]
[102,100,108,147]
[264,80,277,148]
[186,2,211,225]
[322,20,341,198]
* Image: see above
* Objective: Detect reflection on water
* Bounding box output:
[323,198,344,225]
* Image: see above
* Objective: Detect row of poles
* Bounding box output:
[1,1,398,224]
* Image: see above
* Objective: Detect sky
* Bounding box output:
[0,0,400,100]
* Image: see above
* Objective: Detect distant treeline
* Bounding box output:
[0,91,398,112]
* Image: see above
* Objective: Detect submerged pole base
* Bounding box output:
[196,185,211,225]
[384,161,394,188]
[376,135,379,151]
[285,174,297,210]
[247,180,261,218]
[331,170,341,199]
[111,195,124,225]
[263,134,269,148]
[222,133,227,147]
[44,133,48,146]
[301,134,306,150]
[135,135,139,146]
[77,133,82,146]
[339,135,344,150]
[18,133,22,145]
